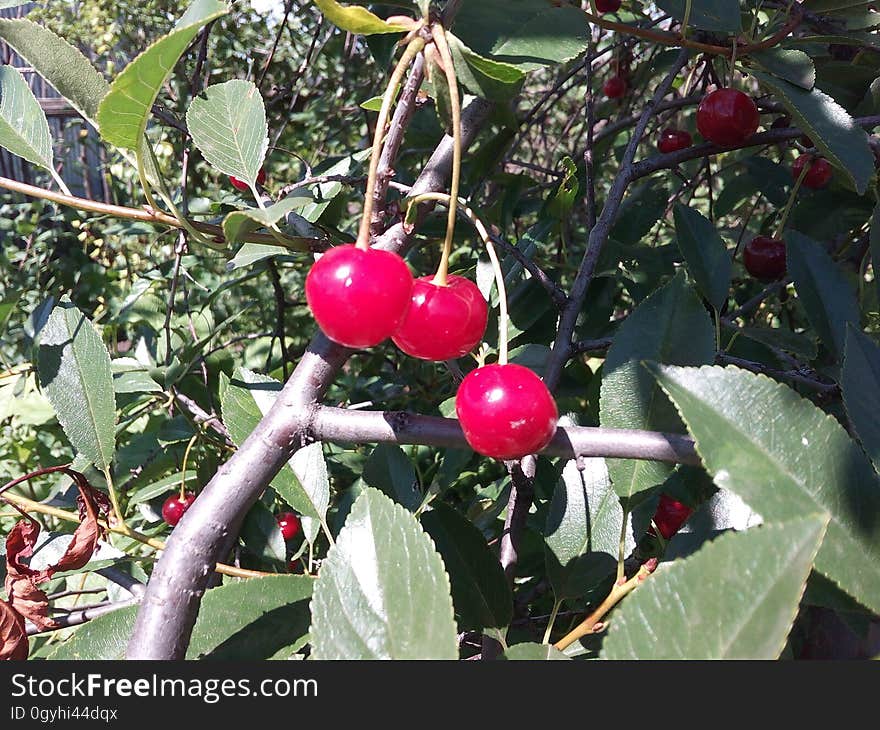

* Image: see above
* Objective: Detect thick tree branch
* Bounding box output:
[309,406,698,464]
[126,97,493,660]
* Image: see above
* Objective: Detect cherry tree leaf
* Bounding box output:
[97,0,229,150]
[310,488,457,659]
[601,517,827,659]
[0,65,53,169]
[312,0,411,35]
[37,298,116,471]
[0,600,27,660]
[186,79,268,187]
[650,364,880,613]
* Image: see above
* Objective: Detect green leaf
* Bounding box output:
[46,606,138,660]
[734,325,817,360]
[672,204,732,311]
[650,364,880,614]
[421,502,512,632]
[96,0,229,150]
[220,368,329,543]
[241,500,287,567]
[37,298,116,471]
[187,575,313,659]
[842,327,880,472]
[544,455,628,600]
[363,443,421,511]
[48,576,313,660]
[599,272,715,500]
[751,70,874,194]
[310,488,458,659]
[0,65,53,169]
[221,193,316,248]
[446,34,524,102]
[0,18,109,127]
[312,0,411,35]
[502,643,571,660]
[186,79,267,186]
[655,0,742,31]
[749,49,816,90]
[226,242,291,271]
[454,2,591,72]
[601,516,827,659]
[787,230,860,359]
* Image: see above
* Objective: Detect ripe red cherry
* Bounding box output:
[229,167,267,191]
[455,363,558,460]
[696,88,760,146]
[392,275,488,361]
[276,512,302,541]
[651,494,693,539]
[603,76,627,99]
[792,154,832,189]
[743,236,787,281]
[162,492,196,526]
[595,0,621,12]
[657,128,692,153]
[305,244,414,349]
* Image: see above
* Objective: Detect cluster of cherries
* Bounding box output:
[648,87,834,283]
[304,244,559,460]
[161,491,302,540]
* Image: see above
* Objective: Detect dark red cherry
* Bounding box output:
[792,154,832,189]
[230,167,266,191]
[743,236,787,281]
[276,512,302,541]
[455,363,558,460]
[603,76,627,99]
[651,494,693,539]
[305,244,414,349]
[162,492,196,527]
[392,275,488,361]
[595,0,622,12]
[696,88,760,146]
[657,128,692,153]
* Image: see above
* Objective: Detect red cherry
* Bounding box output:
[392,275,488,361]
[696,88,760,146]
[657,128,692,153]
[743,236,787,281]
[305,244,414,348]
[455,363,558,460]
[603,76,627,99]
[162,492,196,526]
[651,494,693,539]
[792,154,832,189]
[276,512,302,541]
[229,167,267,191]
[595,0,622,12]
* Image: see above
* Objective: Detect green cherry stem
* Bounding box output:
[774,159,809,240]
[405,192,510,365]
[429,24,462,288]
[355,36,426,251]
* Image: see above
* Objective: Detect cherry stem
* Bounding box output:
[774,159,809,240]
[429,24,462,288]
[355,36,426,251]
[180,434,199,500]
[552,559,658,651]
[406,192,510,365]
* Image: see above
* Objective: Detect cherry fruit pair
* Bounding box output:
[305,244,487,359]
[305,244,558,460]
